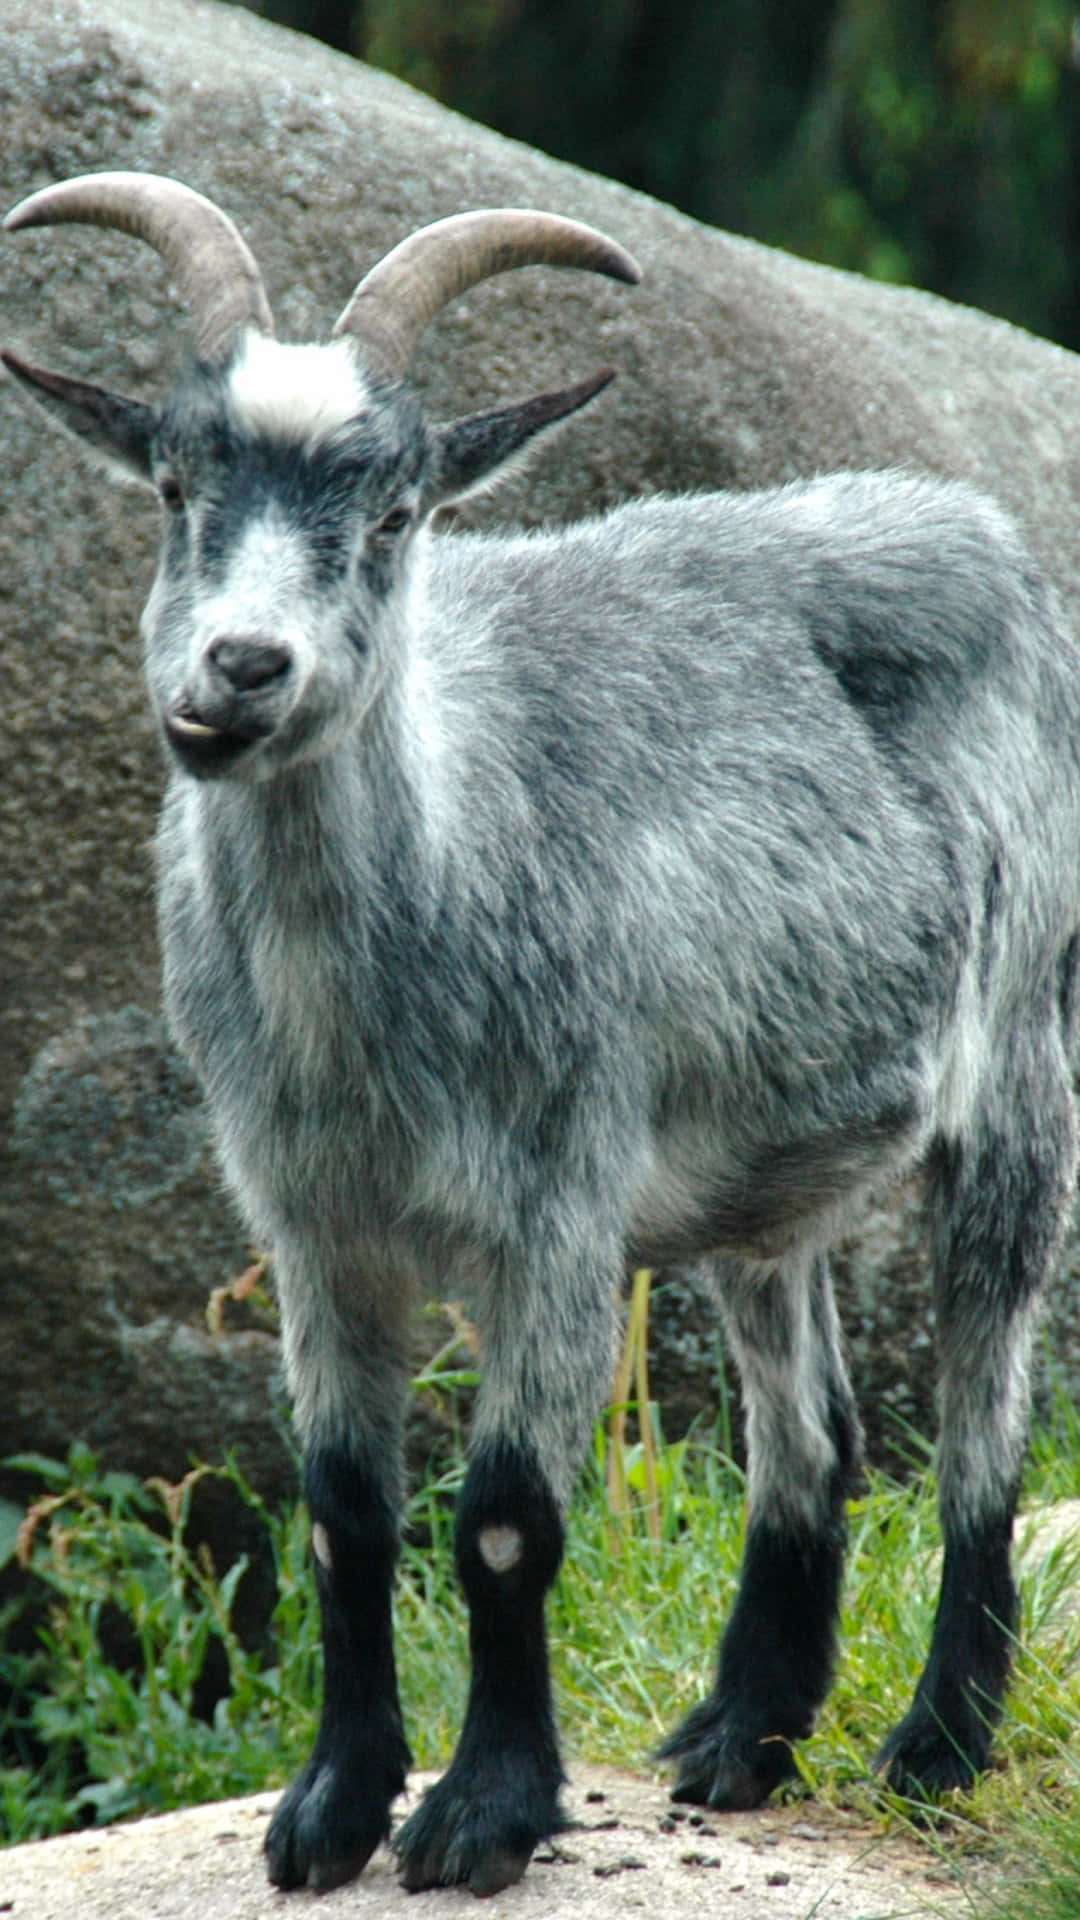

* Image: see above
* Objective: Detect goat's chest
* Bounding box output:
[163,875,378,1169]
[247,916,346,1082]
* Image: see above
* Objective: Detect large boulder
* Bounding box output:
[4,0,1080,1499]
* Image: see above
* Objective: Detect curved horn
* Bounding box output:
[332,208,641,377]
[3,172,274,364]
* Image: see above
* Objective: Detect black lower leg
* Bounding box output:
[395,1440,566,1895]
[265,1448,411,1890]
[881,1058,1077,1800]
[661,1262,859,1811]
[876,1509,1018,1796]
[658,1497,848,1808]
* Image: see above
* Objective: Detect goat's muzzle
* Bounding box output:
[165,634,295,776]
[207,635,293,693]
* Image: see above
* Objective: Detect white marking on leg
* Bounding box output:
[477,1524,523,1573]
[312,1520,333,1570]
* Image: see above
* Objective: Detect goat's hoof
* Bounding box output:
[264,1751,398,1891]
[874,1707,986,1803]
[393,1754,564,1895]
[658,1700,801,1810]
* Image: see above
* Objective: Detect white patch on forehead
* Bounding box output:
[227,332,371,446]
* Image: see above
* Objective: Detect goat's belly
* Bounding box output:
[629,1097,923,1265]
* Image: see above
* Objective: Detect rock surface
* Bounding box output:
[0,1767,966,1920]
[4,0,1080,1496]
[8,1501,1078,1915]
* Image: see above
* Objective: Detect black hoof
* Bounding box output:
[393,1754,565,1895]
[874,1702,988,1802]
[658,1697,801,1810]
[265,1741,407,1891]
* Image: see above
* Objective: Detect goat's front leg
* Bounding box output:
[395,1247,620,1895]
[660,1252,861,1807]
[265,1256,413,1891]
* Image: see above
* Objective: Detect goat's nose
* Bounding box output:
[207,636,293,692]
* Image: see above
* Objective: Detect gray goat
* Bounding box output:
[6,170,1080,1897]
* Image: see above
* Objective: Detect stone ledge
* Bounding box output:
[0,1766,965,1920]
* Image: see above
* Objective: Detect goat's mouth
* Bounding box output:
[164,699,265,776]
[170,705,223,741]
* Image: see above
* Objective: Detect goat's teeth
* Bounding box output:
[171,712,221,738]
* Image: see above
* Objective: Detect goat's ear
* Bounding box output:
[425,367,615,510]
[1,350,157,487]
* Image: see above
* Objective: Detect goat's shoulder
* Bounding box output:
[772,471,1065,734]
[426,467,1030,611]
[426,469,1046,675]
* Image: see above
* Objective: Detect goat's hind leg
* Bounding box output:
[395,1247,620,1895]
[660,1251,861,1808]
[877,1027,1078,1797]
[264,1255,413,1891]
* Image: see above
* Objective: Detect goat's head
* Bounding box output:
[3,173,639,781]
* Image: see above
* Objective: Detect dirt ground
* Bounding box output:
[5,1494,1073,1917]
[0,1765,971,1920]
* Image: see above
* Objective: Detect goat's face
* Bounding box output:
[140,335,432,781]
[3,173,639,782]
[6,325,615,783]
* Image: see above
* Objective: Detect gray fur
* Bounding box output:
[9,263,1080,1871]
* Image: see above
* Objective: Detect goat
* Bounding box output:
[6,169,1080,1898]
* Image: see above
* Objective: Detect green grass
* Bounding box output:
[3,1382,1080,1920]
[0,1447,324,1839]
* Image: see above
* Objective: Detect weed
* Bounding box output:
[2,1360,1080,1920]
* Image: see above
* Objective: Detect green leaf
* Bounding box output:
[0,1498,24,1570]
[3,1452,73,1487]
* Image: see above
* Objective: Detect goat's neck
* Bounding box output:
[199,655,449,939]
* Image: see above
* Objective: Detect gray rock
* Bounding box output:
[3,0,1080,1502]
[0,1769,968,1920]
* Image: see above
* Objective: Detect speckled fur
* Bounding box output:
[10,316,1080,1887]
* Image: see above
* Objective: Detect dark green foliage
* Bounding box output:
[0,1447,323,1842]
[3,1424,1080,1919]
[234,0,1080,349]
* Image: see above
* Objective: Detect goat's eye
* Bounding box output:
[158,475,185,512]
[376,505,411,537]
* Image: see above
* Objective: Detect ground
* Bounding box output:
[0,1765,968,1919]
